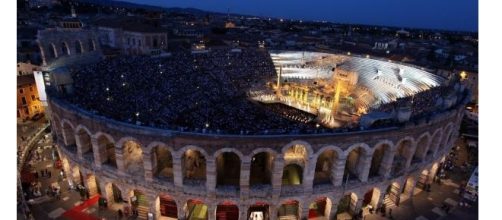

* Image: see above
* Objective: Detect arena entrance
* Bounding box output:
[216,201,239,220]
[308,197,331,219]
[247,202,269,220]
[158,194,177,219]
[336,193,357,218]
[278,200,299,220]
[130,190,149,219]
[384,182,400,207]
[185,199,208,220]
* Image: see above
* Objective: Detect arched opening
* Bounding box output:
[130,190,149,219]
[401,176,415,201]
[392,140,413,176]
[61,42,70,55]
[152,145,173,181]
[157,194,177,219]
[248,202,269,220]
[182,149,206,184]
[185,199,208,220]
[282,164,303,185]
[75,40,83,54]
[369,143,391,178]
[153,38,158,48]
[336,193,358,217]
[314,150,338,185]
[427,132,442,160]
[344,146,369,182]
[122,140,144,175]
[97,134,116,168]
[384,182,400,207]
[362,188,381,211]
[413,135,430,163]
[250,152,274,187]
[216,152,241,187]
[61,121,76,152]
[105,183,123,205]
[216,201,239,220]
[308,197,332,219]
[440,127,452,153]
[76,127,93,162]
[278,200,299,219]
[86,174,100,196]
[88,39,96,51]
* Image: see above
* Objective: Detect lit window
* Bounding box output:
[19,89,24,94]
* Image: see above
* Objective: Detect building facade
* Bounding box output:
[18,75,44,120]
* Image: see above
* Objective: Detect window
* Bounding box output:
[30,86,33,91]
[31,95,36,101]
[19,89,24,94]
[21,97,27,105]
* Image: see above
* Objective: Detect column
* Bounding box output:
[333,157,346,186]
[303,157,316,194]
[143,151,154,182]
[115,149,127,177]
[206,158,216,197]
[239,204,248,220]
[173,156,183,193]
[375,190,385,209]
[208,203,216,220]
[359,154,372,182]
[91,137,103,168]
[269,205,278,220]
[300,200,310,220]
[354,198,364,214]
[75,134,83,160]
[240,159,251,199]
[177,204,186,220]
[329,202,338,220]
[271,157,285,200]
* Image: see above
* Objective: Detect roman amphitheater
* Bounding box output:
[46,48,469,220]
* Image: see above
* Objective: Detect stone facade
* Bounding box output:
[49,94,464,220]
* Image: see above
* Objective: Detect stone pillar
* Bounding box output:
[143,152,154,182]
[239,204,248,220]
[303,157,316,194]
[380,150,396,178]
[173,156,183,193]
[208,203,216,220]
[333,157,346,186]
[354,198,364,214]
[375,190,385,209]
[300,200,310,220]
[240,159,251,200]
[359,155,372,182]
[329,202,338,220]
[206,158,216,197]
[271,157,285,200]
[75,134,83,160]
[269,204,278,220]
[115,148,127,176]
[91,137,103,168]
[177,204,186,220]
[407,179,418,199]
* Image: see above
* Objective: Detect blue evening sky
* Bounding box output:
[123,0,478,32]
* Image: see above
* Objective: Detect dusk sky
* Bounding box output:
[123,0,478,32]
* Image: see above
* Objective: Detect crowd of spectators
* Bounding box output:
[67,48,317,134]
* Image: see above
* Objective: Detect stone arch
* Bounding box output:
[369,140,393,178]
[282,163,303,185]
[313,145,343,185]
[61,41,71,55]
[413,132,431,163]
[61,119,76,148]
[215,150,241,187]
[75,125,93,161]
[75,40,84,54]
[428,129,443,159]
[118,138,144,176]
[216,200,239,220]
[336,192,358,216]
[184,199,208,220]
[308,196,333,219]
[94,132,116,167]
[48,43,58,59]
[278,199,300,219]
[180,146,207,182]
[148,142,174,180]
[440,123,454,153]
[343,143,371,182]
[156,193,178,219]
[392,137,415,176]
[281,140,314,157]
[250,149,276,186]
